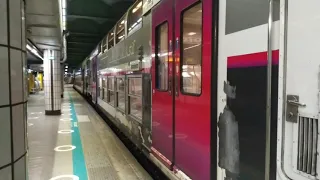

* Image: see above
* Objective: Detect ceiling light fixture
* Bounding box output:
[188,32,196,36]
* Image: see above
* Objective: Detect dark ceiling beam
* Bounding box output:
[67,14,117,22]
[68,42,95,45]
[67,48,91,51]
[67,40,98,44]
[68,55,87,57]
[69,32,104,37]
[68,54,87,56]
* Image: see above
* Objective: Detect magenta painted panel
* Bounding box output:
[151,0,174,163]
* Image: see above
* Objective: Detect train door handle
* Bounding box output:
[286,95,305,123]
[287,100,306,107]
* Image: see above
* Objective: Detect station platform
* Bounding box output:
[27,86,152,180]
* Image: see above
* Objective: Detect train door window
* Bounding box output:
[181,3,202,95]
[108,28,115,49]
[155,22,169,91]
[107,77,115,106]
[116,77,125,111]
[127,0,142,35]
[116,16,126,43]
[128,77,142,120]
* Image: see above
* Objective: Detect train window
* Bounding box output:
[127,0,142,35]
[116,77,125,111]
[128,77,142,120]
[181,3,202,95]
[102,37,107,52]
[107,77,115,106]
[116,16,126,43]
[108,29,115,49]
[99,77,102,98]
[155,22,169,91]
[101,77,107,99]
[128,77,142,96]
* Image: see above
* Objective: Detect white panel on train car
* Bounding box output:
[278,0,320,179]
[142,0,160,15]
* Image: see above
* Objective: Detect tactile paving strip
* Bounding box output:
[78,121,119,180]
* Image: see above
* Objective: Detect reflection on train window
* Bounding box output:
[128,77,142,96]
[116,77,125,111]
[129,96,142,119]
[127,0,142,35]
[103,77,107,100]
[108,28,115,49]
[128,77,142,120]
[102,37,107,52]
[181,3,202,95]
[107,77,115,106]
[99,77,102,98]
[155,22,168,91]
[116,16,126,43]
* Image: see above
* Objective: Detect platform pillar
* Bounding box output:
[0,0,28,179]
[43,49,61,115]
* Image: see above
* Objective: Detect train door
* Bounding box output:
[152,0,212,179]
[279,1,320,180]
[174,1,211,179]
[151,0,174,167]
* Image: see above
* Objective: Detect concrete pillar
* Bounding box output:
[43,49,61,115]
[0,0,28,179]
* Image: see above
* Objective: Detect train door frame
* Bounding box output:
[210,0,219,179]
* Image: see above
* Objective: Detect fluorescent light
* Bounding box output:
[62,0,66,8]
[132,1,142,13]
[182,72,190,77]
[26,44,44,60]
[184,44,201,51]
[188,32,196,36]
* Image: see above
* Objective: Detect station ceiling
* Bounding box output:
[66,0,135,67]
[26,0,134,68]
